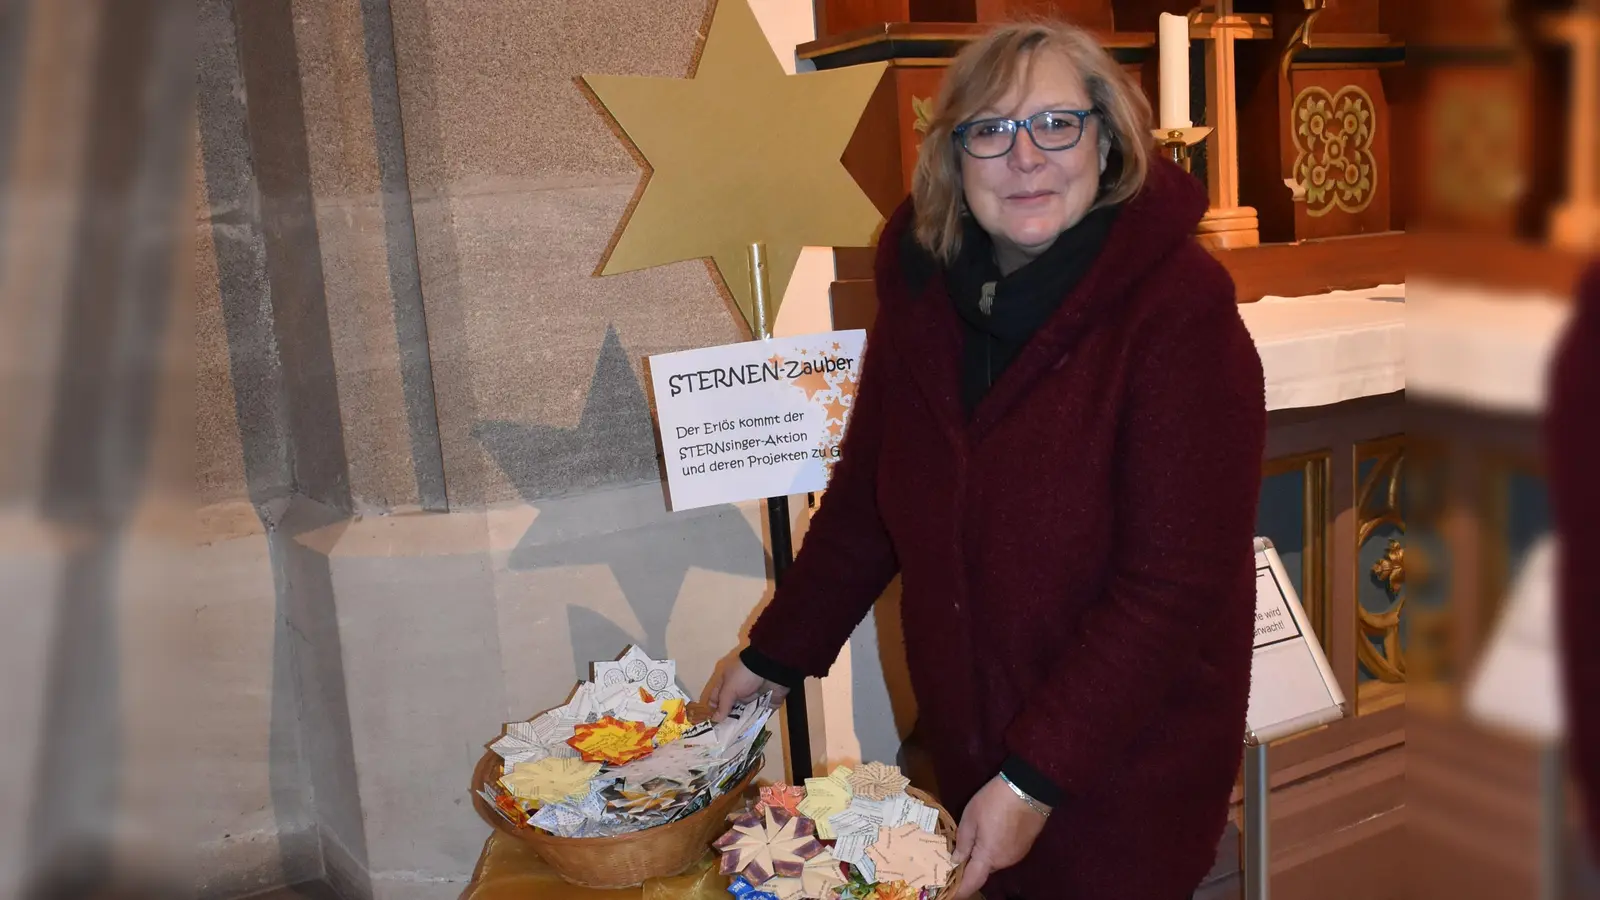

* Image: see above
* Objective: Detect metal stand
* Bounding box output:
[1243,742,1270,900]
[748,241,812,782]
[1539,744,1566,900]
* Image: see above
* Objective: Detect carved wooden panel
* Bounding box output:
[1286,67,1392,240]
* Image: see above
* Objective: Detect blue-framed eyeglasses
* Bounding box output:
[953,109,1096,159]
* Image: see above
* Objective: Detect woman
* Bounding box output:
[708,21,1265,899]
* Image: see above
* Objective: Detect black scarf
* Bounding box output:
[944,204,1120,416]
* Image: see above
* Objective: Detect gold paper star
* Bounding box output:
[583,0,887,333]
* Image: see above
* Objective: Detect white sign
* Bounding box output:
[648,330,868,511]
[1465,534,1563,742]
[1246,538,1347,745]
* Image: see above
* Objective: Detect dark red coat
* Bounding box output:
[1552,263,1600,860]
[748,160,1266,898]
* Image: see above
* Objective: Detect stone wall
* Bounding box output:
[185,1,910,898]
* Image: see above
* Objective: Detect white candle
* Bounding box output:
[1158,13,1192,130]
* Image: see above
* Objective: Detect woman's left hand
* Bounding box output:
[950,775,1051,898]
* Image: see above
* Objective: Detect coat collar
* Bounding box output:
[873,158,1211,444]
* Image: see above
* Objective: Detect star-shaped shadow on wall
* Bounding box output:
[473,326,660,499]
[474,325,770,679]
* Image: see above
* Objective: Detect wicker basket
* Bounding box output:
[470,748,764,889]
[902,785,965,897]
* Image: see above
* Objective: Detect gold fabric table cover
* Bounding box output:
[462,832,729,900]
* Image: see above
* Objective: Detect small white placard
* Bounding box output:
[648,330,868,511]
[1465,534,1563,742]
[1246,538,1347,745]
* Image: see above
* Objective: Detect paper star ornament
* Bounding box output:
[582,0,887,333]
[568,715,658,765]
[755,782,807,818]
[501,757,601,805]
[796,767,854,839]
[655,697,692,745]
[799,850,849,897]
[865,822,955,889]
[713,807,825,884]
[593,645,676,694]
[848,761,909,801]
[490,721,551,770]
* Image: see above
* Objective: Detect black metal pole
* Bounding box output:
[748,240,812,782]
[766,493,810,780]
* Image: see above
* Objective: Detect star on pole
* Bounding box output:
[582,0,887,333]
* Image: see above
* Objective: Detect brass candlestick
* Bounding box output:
[1151,126,1214,174]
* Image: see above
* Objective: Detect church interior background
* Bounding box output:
[2,0,1597,898]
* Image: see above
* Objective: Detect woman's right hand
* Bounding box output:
[705,658,790,722]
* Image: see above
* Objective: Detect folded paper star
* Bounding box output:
[501,757,602,805]
[799,850,849,897]
[831,827,878,882]
[848,761,910,801]
[796,767,854,840]
[655,697,692,745]
[865,822,954,889]
[594,645,677,694]
[755,782,807,818]
[713,807,825,884]
[490,721,551,770]
[568,715,659,765]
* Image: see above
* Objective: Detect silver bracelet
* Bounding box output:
[999,772,1052,818]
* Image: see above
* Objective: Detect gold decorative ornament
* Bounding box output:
[582,0,887,333]
[911,96,934,134]
[1371,539,1404,595]
[1355,442,1406,685]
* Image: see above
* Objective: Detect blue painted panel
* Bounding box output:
[1256,467,1307,608]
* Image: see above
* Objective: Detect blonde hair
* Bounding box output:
[911,21,1152,263]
